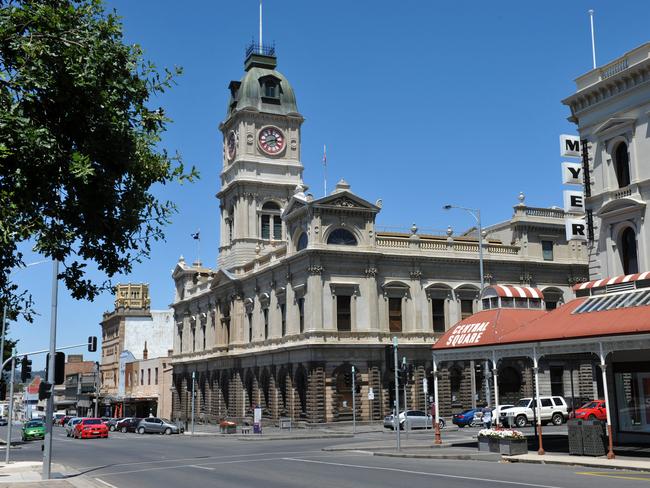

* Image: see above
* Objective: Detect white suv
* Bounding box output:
[501,396,568,427]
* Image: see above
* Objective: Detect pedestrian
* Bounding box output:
[482,406,492,429]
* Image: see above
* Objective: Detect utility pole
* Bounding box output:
[351,365,356,435]
[393,337,400,451]
[5,352,14,463]
[191,371,196,435]
[94,362,99,417]
[403,357,408,440]
[42,259,59,480]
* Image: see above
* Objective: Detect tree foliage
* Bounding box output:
[0,0,196,320]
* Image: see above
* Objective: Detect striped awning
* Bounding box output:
[492,285,543,299]
[573,271,650,291]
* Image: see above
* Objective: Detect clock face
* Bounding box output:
[258,126,285,155]
[226,131,236,160]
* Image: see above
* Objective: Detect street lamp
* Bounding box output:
[442,205,484,292]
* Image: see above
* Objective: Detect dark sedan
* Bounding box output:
[115,417,142,433]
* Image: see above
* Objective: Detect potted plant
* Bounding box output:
[477,429,527,455]
[219,420,237,434]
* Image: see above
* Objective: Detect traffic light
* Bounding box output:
[45,352,66,385]
[88,336,97,352]
[38,381,53,400]
[20,356,32,383]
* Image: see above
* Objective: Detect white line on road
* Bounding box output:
[281,458,566,488]
[95,478,120,488]
[188,465,216,471]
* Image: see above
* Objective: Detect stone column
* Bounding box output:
[306,264,324,332]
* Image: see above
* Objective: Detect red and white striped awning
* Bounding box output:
[492,285,543,299]
[573,271,650,291]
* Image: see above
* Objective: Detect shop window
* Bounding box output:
[620,227,639,275]
[327,228,357,246]
[614,365,650,434]
[336,295,351,332]
[498,366,522,394]
[550,366,564,397]
[542,240,554,261]
[389,297,402,332]
[432,298,445,332]
[614,141,631,188]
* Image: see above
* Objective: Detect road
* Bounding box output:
[1,423,647,488]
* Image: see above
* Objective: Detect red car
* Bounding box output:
[574,400,607,421]
[73,418,109,439]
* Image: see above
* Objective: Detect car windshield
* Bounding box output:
[84,419,102,425]
[72,419,82,424]
[515,399,531,407]
[25,421,43,428]
[581,401,598,409]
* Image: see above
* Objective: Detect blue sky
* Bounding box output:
[12,0,650,368]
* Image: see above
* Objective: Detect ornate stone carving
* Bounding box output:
[410,270,422,280]
[290,139,297,150]
[519,272,533,285]
[364,267,378,277]
[568,276,588,285]
[246,133,254,145]
[483,272,494,283]
[332,197,357,208]
[307,264,324,275]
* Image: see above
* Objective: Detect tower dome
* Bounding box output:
[226,45,299,117]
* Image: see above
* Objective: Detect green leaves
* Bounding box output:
[0,0,197,320]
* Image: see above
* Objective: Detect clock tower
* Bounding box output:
[217,45,305,270]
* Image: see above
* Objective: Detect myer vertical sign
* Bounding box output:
[560,134,587,241]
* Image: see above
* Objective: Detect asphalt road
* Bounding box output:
[1,424,647,488]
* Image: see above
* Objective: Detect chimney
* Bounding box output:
[143,341,148,360]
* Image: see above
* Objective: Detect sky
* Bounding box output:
[11,0,650,368]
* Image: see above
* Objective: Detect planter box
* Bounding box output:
[499,438,528,456]
[478,437,490,452]
[488,437,500,453]
[220,425,237,434]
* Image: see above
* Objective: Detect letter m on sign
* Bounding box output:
[560,135,581,158]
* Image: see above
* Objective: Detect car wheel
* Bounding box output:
[399,422,404,431]
[515,415,527,428]
[121,427,127,433]
[551,413,563,426]
[109,425,115,432]
[439,419,445,430]
[138,427,145,435]
[588,414,596,421]
[164,428,172,435]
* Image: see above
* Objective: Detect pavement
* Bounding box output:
[0,421,647,486]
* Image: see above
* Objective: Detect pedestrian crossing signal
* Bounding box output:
[88,336,97,352]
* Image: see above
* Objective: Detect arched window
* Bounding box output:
[621,227,639,275]
[260,201,282,240]
[327,228,357,245]
[296,232,308,251]
[614,142,631,188]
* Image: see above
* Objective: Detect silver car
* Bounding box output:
[384,410,445,430]
[136,417,183,435]
[65,417,82,437]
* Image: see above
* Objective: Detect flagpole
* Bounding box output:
[589,9,596,69]
[259,0,263,54]
[323,144,327,197]
[197,229,201,266]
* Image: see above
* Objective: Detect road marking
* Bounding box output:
[577,471,650,482]
[95,479,119,488]
[282,458,566,488]
[188,465,216,471]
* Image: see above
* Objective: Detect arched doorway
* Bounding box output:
[620,227,639,275]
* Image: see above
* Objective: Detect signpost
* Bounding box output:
[393,337,400,451]
[254,406,262,434]
[368,387,374,423]
[352,365,356,434]
[423,378,429,430]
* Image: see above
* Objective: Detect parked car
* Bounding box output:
[105,418,123,432]
[53,413,66,425]
[22,420,45,441]
[492,405,515,419]
[452,408,481,427]
[65,417,82,437]
[574,400,607,421]
[116,417,142,433]
[73,418,109,439]
[136,417,182,435]
[0,417,8,426]
[501,396,569,427]
[383,410,445,430]
[60,415,72,427]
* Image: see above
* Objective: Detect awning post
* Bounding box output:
[599,342,615,459]
[533,347,544,455]
[492,352,500,428]
[433,355,442,445]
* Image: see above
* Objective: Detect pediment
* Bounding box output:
[597,197,646,218]
[316,191,379,212]
[283,197,307,219]
[209,268,238,290]
[593,117,636,138]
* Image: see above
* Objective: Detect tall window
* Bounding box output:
[247,312,253,342]
[327,228,357,245]
[298,297,305,333]
[280,303,287,336]
[297,232,308,251]
[431,299,445,332]
[179,330,183,352]
[202,326,206,350]
[542,240,554,261]
[388,298,402,332]
[147,368,151,386]
[140,369,144,385]
[460,299,474,319]
[336,295,351,331]
[191,328,196,352]
[261,202,282,240]
[263,308,269,339]
[614,142,631,188]
[155,368,159,385]
[621,227,639,275]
